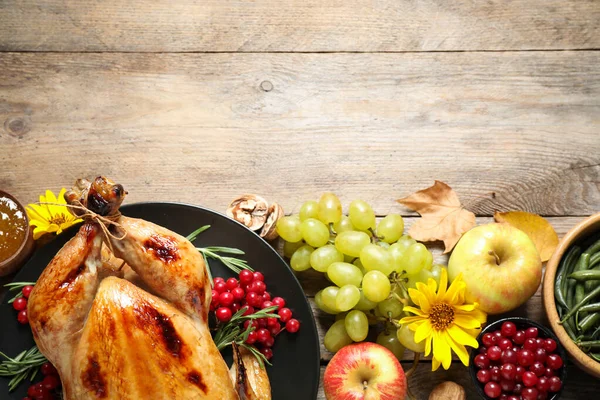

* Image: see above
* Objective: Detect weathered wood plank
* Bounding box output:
[1,53,598,216]
[0,1,598,52]
[316,362,599,399]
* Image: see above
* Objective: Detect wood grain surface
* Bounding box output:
[0,0,598,52]
[1,52,599,216]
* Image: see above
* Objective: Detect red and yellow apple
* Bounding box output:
[323,342,406,400]
[448,223,542,314]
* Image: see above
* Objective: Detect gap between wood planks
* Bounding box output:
[2,49,599,54]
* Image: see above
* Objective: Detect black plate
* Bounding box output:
[0,202,320,399]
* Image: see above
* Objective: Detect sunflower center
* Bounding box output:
[430,303,454,330]
[50,214,67,225]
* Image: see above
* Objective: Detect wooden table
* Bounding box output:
[1,1,599,398]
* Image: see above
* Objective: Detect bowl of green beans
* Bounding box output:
[543,212,600,378]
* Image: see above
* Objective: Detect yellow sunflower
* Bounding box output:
[399,268,487,371]
[26,188,82,239]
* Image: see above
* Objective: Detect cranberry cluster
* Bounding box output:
[474,321,564,400]
[22,362,61,400]
[210,269,300,360]
[11,285,34,325]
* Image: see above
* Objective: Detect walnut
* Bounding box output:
[428,381,466,400]
[260,202,284,241]
[226,195,269,231]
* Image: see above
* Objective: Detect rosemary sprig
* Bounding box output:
[186,226,254,277]
[3,282,36,304]
[0,346,48,391]
[212,306,280,368]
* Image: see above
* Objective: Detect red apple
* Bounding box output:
[323,342,407,400]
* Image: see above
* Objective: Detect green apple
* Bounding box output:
[448,223,542,314]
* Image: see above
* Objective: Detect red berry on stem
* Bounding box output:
[246,292,262,308]
[484,381,502,398]
[271,297,286,309]
[214,281,227,293]
[501,321,517,337]
[219,292,235,307]
[261,301,274,310]
[524,327,538,339]
[22,285,34,298]
[513,330,526,345]
[242,306,255,316]
[42,375,61,390]
[226,278,238,290]
[262,292,271,302]
[253,281,266,294]
[543,338,557,353]
[215,307,232,322]
[17,310,29,325]
[41,363,58,376]
[546,354,563,370]
[246,330,258,345]
[285,318,300,333]
[269,324,281,337]
[477,369,491,383]
[548,376,562,392]
[231,287,245,301]
[266,317,279,327]
[13,297,27,311]
[278,308,292,323]
[260,347,273,360]
[264,335,275,348]
[239,270,253,285]
[256,328,271,343]
[214,277,225,284]
[253,271,264,282]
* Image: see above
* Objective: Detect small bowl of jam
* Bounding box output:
[0,191,34,276]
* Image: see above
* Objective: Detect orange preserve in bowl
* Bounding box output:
[0,191,33,275]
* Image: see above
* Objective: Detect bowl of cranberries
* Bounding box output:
[470,317,567,400]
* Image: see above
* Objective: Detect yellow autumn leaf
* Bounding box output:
[494,211,558,262]
[397,181,476,254]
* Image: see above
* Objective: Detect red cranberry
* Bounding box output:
[484,381,502,398]
[501,321,517,337]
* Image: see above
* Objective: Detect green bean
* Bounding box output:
[578,302,600,313]
[568,269,600,281]
[575,284,587,320]
[578,312,600,333]
[556,246,581,309]
[577,340,600,350]
[561,285,600,323]
[593,325,600,340]
[563,318,579,341]
[567,253,591,311]
[591,252,600,269]
[585,266,600,292]
[584,237,600,256]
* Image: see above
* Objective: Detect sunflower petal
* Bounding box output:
[454,303,477,312]
[414,320,433,344]
[399,315,426,325]
[424,334,433,356]
[402,306,426,317]
[432,330,452,370]
[57,188,68,204]
[32,226,48,240]
[26,204,50,222]
[431,356,441,371]
[453,314,484,330]
[446,332,470,366]
[411,290,431,313]
[443,279,465,304]
[436,268,449,302]
[447,324,479,348]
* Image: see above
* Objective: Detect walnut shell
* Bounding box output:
[226,195,269,231]
[260,203,284,241]
[428,381,466,400]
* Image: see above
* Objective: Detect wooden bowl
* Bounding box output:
[542,212,600,378]
[0,190,34,277]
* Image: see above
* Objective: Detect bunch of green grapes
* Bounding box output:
[276,193,446,359]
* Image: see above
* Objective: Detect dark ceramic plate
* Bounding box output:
[0,202,320,399]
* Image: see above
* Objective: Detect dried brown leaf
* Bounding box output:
[494,211,558,262]
[397,181,476,254]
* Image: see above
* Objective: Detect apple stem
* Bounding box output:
[488,250,501,265]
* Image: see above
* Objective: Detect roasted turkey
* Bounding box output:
[27,177,270,400]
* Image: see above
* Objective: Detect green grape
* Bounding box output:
[406,269,434,289]
[324,320,353,353]
[300,218,330,247]
[317,192,343,224]
[283,240,304,258]
[430,264,445,286]
[389,242,410,273]
[344,310,369,342]
[376,214,405,244]
[377,330,406,360]
[299,200,319,221]
[348,200,376,231]
[353,289,377,311]
[333,216,354,234]
[336,285,361,312]
[400,243,430,275]
[423,250,434,270]
[362,270,391,302]
[328,262,363,287]
[396,235,417,248]
[396,323,426,353]
[321,286,340,312]
[315,290,337,314]
[276,216,303,243]
[310,245,344,272]
[290,245,314,271]
[359,244,395,275]
[377,297,404,319]
[377,241,390,249]
[335,231,370,257]
[353,259,367,276]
